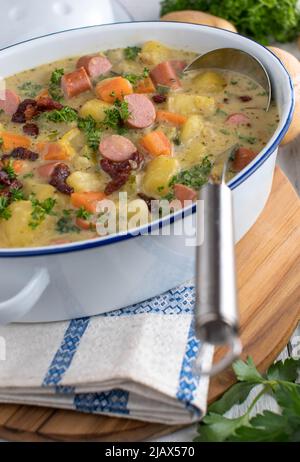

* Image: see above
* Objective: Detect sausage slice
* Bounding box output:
[232,147,257,171]
[0,89,20,115]
[61,67,92,98]
[99,135,137,162]
[150,61,182,90]
[174,184,197,205]
[124,94,156,129]
[37,162,61,179]
[76,55,112,78]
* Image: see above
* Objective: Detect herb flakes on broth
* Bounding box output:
[0,41,279,248]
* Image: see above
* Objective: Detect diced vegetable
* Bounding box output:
[181,115,204,144]
[156,110,187,127]
[67,171,106,193]
[168,94,215,116]
[142,157,178,197]
[71,191,106,213]
[79,99,113,122]
[37,142,70,161]
[140,131,172,157]
[140,41,175,65]
[193,71,226,93]
[95,77,133,103]
[0,132,31,152]
[2,200,53,247]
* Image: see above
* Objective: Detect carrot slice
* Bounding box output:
[37,142,70,161]
[75,217,96,231]
[156,110,187,127]
[95,77,133,103]
[140,131,172,157]
[1,132,31,152]
[71,192,106,213]
[135,77,156,94]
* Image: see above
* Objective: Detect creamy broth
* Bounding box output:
[0,41,279,248]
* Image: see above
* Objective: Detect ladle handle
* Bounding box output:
[195,182,241,375]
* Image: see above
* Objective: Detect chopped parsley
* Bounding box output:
[18,81,43,98]
[124,67,150,85]
[77,115,102,150]
[76,207,92,220]
[169,156,213,191]
[10,188,24,202]
[124,46,141,61]
[49,68,65,102]
[2,161,16,180]
[46,106,78,123]
[157,84,170,95]
[102,99,131,132]
[29,197,56,229]
[0,197,11,220]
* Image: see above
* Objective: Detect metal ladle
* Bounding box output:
[194,145,242,377]
[184,48,271,111]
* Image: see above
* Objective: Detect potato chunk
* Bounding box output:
[193,71,226,93]
[181,115,204,144]
[79,99,113,122]
[140,41,174,66]
[67,171,106,193]
[142,157,178,197]
[168,94,215,117]
[24,183,56,202]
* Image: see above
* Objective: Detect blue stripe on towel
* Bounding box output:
[176,320,201,417]
[42,317,90,386]
[74,389,130,415]
[103,285,195,317]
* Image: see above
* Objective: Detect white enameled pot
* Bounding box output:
[0,22,294,324]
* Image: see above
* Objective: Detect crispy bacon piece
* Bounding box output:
[23,123,39,137]
[101,151,144,195]
[49,163,73,195]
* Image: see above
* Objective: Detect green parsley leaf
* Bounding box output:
[18,81,43,98]
[56,212,80,234]
[76,207,92,220]
[49,68,65,102]
[2,161,16,180]
[46,106,78,123]
[233,356,264,383]
[124,46,141,61]
[77,115,102,150]
[29,197,56,229]
[102,99,130,132]
[10,188,24,202]
[169,156,212,190]
[267,358,300,383]
[0,196,12,220]
[209,381,255,415]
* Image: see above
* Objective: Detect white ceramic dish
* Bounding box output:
[0,22,294,324]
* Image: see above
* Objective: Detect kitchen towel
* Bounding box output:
[0,283,213,425]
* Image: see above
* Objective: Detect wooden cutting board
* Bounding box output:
[0,167,299,442]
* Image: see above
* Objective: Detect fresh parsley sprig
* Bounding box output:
[29,197,56,229]
[195,356,300,442]
[46,106,78,123]
[124,46,142,61]
[77,115,102,151]
[49,68,65,102]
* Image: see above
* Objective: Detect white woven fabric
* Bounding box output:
[0,283,213,424]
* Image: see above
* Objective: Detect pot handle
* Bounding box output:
[0,268,50,325]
